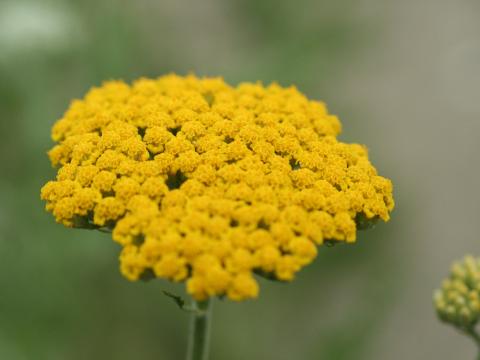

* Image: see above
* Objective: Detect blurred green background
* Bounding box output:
[1,0,479,359]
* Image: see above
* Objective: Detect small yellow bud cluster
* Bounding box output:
[41,74,394,301]
[434,255,480,328]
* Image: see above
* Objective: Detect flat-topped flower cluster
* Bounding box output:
[41,74,394,301]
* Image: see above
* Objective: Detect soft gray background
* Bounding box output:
[0,0,479,359]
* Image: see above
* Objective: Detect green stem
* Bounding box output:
[186,299,212,360]
[463,327,480,360]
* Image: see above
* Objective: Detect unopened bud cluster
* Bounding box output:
[434,255,480,328]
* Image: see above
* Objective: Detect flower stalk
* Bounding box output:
[186,299,212,360]
[463,327,480,360]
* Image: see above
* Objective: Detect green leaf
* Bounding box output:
[254,269,285,282]
[163,290,186,308]
[355,213,379,231]
[162,291,196,313]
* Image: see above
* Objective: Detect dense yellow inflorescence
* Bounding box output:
[434,255,480,328]
[41,74,394,301]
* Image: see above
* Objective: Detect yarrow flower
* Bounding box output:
[434,255,480,329]
[41,74,394,301]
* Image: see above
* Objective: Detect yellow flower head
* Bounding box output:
[41,74,394,301]
[434,255,480,328]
